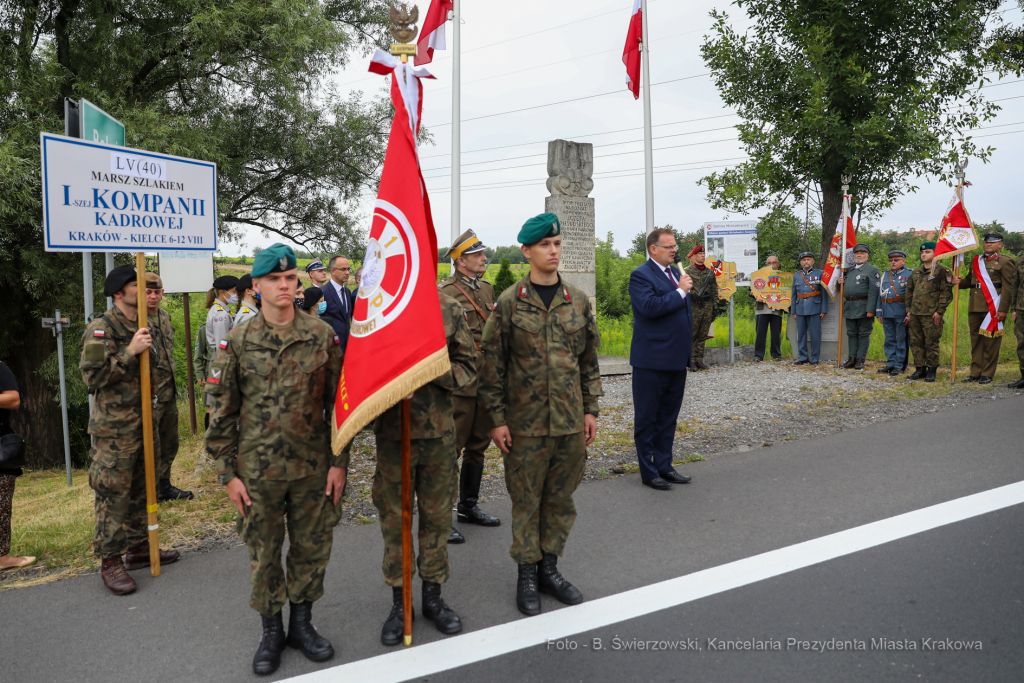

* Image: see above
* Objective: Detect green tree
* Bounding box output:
[595,232,642,318]
[699,1,1012,263]
[493,258,517,297]
[627,224,705,261]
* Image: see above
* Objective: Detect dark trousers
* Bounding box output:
[754,314,782,360]
[632,367,687,482]
[795,314,822,363]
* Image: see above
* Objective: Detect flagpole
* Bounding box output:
[836,176,850,367]
[135,253,161,577]
[400,397,413,646]
[450,0,460,251]
[640,0,654,234]
[950,163,967,384]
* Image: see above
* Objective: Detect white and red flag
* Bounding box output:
[823,194,856,299]
[622,0,643,99]
[332,50,450,452]
[415,0,453,66]
[933,184,979,261]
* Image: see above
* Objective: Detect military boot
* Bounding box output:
[842,358,857,369]
[157,479,194,501]
[978,376,993,385]
[516,563,541,616]
[908,366,926,380]
[381,586,414,646]
[447,526,465,544]
[286,601,334,662]
[695,361,709,370]
[253,612,286,676]
[1008,374,1024,389]
[924,367,937,383]
[537,552,584,605]
[457,463,500,526]
[853,358,866,370]
[422,581,463,635]
[100,557,137,595]
[124,541,180,571]
[961,375,978,383]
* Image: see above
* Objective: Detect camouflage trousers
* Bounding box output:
[1016,312,1024,372]
[845,317,873,360]
[908,314,944,368]
[89,436,152,559]
[503,433,586,564]
[690,302,716,363]
[155,400,179,481]
[236,473,341,616]
[373,430,457,586]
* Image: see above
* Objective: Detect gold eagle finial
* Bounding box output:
[389,3,420,44]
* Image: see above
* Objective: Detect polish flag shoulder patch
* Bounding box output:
[93,330,105,337]
[333,335,340,346]
[219,340,228,350]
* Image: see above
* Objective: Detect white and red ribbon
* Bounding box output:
[972,254,1003,337]
[369,50,435,141]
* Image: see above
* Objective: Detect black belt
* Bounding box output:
[845,296,867,301]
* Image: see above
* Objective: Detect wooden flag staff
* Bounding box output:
[135,253,161,576]
[836,174,851,366]
[950,160,968,385]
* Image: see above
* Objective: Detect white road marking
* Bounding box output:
[282,480,1024,683]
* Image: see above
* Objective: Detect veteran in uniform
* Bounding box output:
[790,252,828,364]
[479,213,603,617]
[233,273,260,329]
[372,293,476,646]
[876,250,912,376]
[80,265,181,596]
[205,244,346,676]
[1008,253,1024,388]
[683,244,718,370]
[143,273,193,501]
[837,244,881,369]
[904,242,954,382]
[956,231,1018,384]
[439,230,502,542]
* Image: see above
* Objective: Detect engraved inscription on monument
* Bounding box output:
[544,139,596,302]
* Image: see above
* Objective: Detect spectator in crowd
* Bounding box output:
[321,256,355,352]
[354,266,363,290]
[0,361,34,570]
[306,260,329,288]
[752,255,783,361]
[300,287,326,318]
[233,274,260,329]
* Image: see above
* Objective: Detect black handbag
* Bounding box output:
[0,433,27,469]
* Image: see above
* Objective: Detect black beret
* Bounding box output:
[301,286,324,310]
[213,275,239,290]
[103,265,137,297]
[236,274,253,292]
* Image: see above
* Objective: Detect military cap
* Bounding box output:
[518,213,561,244]
[887,250,908,259]
[212,275,239,291]
[251,243,297,278]
[798,251,815,261]
[983,230,1004,243]
[687,244,704,258]
[920,241,936,251]
[305,259,326,273]
[444,229,488,260]
[103,264,138,297]
[852,243,870,254]
[144,272,163,289]
[300,286,324,310]
[236,274,253,293]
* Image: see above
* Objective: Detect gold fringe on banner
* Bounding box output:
[331,346,451,454]
[978,328,1004,339]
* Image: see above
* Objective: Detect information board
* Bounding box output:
[704,221,758,287]
[158,252,215,294]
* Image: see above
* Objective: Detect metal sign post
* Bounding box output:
[42,312,73,486]
[728,299,735,364]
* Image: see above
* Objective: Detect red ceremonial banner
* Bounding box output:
[332,51,450,453]
[934,184,979,261]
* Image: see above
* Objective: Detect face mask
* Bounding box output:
[293,298,304,308]
[254,292,261,300]
[227,293,239,304]
[316,302,327,314]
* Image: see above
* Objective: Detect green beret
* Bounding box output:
[920,242,936,251]
[518,213,561,245]
[251,243,297,278]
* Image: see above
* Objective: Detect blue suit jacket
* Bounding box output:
[629,258,694,371]
[320,281,355,352]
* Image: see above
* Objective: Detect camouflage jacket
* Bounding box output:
[438,270,494,398]
[842,263,881,318]
[205,309,345,483]
[479,275,603,437]
[147,307,177,403]
[957,252,1018,314]
[905,262,954,316]
[1010,257,1024,312]
[80,306,152,439]
[193,322,209,383]
[684,264,718,307]
[375,294,477,441]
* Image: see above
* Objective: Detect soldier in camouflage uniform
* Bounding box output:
[80,265,181,597]
[439,229,501,543]
[1008,252,1024,388]
[193,320,211,428]
[683,244,718,370]
[904,242,954,383]
[205,244,345,676]
[143,273,193,501]
[956,231,1018,384]
[837,244,881,369]
[479,213,603,617]
[372,293,476,646]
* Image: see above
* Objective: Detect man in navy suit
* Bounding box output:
[320,255,355,352]
[628,228,695,491]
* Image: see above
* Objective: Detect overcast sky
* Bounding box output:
[222,0,1024,257]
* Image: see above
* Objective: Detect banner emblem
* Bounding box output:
[352,200,421,338]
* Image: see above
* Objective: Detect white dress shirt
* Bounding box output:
[647,255,687,300]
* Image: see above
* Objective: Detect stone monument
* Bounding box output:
[545,139,596,310]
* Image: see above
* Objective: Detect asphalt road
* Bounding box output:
[1,394,1021,683]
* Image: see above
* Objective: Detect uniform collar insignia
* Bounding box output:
[563,287,572,303]
[518,285,528,299]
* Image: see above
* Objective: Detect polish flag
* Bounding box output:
[934,184,979,261]
[622,0,643,100]
[823,194,856,299]
[415,0,453,66]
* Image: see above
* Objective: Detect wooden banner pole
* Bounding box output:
[401,397,413,646]
[951,256,961,384]
[136,253,161,576]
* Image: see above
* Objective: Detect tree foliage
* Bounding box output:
[493,258,517,296]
